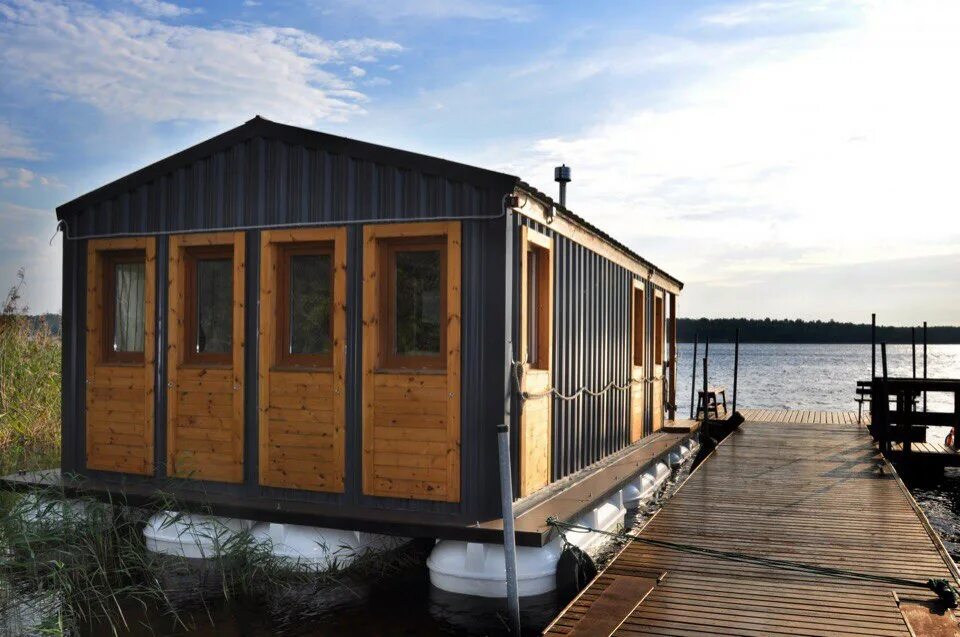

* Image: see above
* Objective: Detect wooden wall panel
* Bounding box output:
[85,238,155,475]
[362,222,461,502]
[167,232,245,483]
[519,226,553,496]
[258,228,346,492]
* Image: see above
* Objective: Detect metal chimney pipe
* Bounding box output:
[554,164,571,208]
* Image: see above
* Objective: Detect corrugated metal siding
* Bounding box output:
[515,216,664,483]
[65,139,505,238]
[61,135,512,523]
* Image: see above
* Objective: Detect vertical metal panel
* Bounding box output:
[515,216,648,483]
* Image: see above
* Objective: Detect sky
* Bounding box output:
[0,0,958,325]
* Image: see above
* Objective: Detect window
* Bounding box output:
[379,237,446,370]
[525,248,540,366]
[632,284,644,367]
[522,227,552,371]
[184,246,233,364]
[276,243,333,368]
[102,250,146,363]
[654,294,664,365]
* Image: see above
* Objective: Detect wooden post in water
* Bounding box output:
[912,328,917,378]
[732,328,740,415]
[689,334,699,420]
[871,313,876,380]
[702,356,709,420]
[923,321,928,413]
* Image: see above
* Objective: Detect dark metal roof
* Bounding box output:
[56,116,518,220]
[517,181,683,290]
[56,116,681,288]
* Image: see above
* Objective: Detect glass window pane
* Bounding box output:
[526,249,538,366]
[114,261,145,353]
[289,253,332,355]
[196,258,232,354]
[394,249,441,356]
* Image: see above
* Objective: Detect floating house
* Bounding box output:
[47,116,690,595]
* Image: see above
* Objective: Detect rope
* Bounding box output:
[512,360,665,402]
[545,517,959,607]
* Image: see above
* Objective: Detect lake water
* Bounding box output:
[5,343,960,636]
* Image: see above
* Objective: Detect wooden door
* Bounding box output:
[85,238,156,474]
[652,290,665,431]
[258,228,346,492]
[167,232,245,483]
[362,222,461,502]
[630,279,645,442]
[519,226,553,496]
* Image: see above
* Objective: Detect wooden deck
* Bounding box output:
[544,409,960,636]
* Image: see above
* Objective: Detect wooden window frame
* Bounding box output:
[654,292,664,366]
[632,280,645,371]
[274,241,335,370]
[520,226,553,373]
[101,249,147,365]
[183,244,234,366]
[377,235,448,372]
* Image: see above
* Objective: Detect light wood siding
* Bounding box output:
[630,279,645,443]
[519,226,553,496]
[167,232,245,483]
[258,228,346,492]
[362,222,461,502]
[85,238,156,474]
[652,290,664,432]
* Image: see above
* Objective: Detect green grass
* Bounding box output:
[0,312,61,477]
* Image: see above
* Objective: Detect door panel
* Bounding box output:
[630,279,645,442]
[85,238,156,475]
[362,222,461,502]
[652,290,665,432]
[258,228,346,492]
[167,232,245,483]
[519,226,553,496]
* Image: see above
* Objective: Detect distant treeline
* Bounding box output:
[679,318,960,344]
[19,314,61,337]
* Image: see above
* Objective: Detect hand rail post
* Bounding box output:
[689,334,699,420]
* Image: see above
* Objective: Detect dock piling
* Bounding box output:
[923,321,928,412]
[912,328,917,378]
[732,328,740,415]
[872,313,877,380]
[689,335,698,420]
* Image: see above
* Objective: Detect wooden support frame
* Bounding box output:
[630,278,646,443]
[519,225,554,496]
[362,221,461,502]
[652,289,665,432]
[85,237,156,475]
[167,232,245,483]
[259,227,347,492]
[668,294,677,421]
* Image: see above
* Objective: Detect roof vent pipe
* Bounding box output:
[554,164,571,209]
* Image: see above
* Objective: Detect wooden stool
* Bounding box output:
[696,387,727,420]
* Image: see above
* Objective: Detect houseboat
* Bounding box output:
[40,116,692,596]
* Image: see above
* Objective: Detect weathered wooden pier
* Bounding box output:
[544,409,960,636]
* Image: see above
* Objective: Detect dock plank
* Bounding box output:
[544,410,960,637]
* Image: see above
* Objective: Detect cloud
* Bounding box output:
[127,0,201,18]
[475,1,960,320]
[0,120,41,160]
[0,0,403,126]
[349,65,366,77]
[322,0,533,22]
[0,167,63,189]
